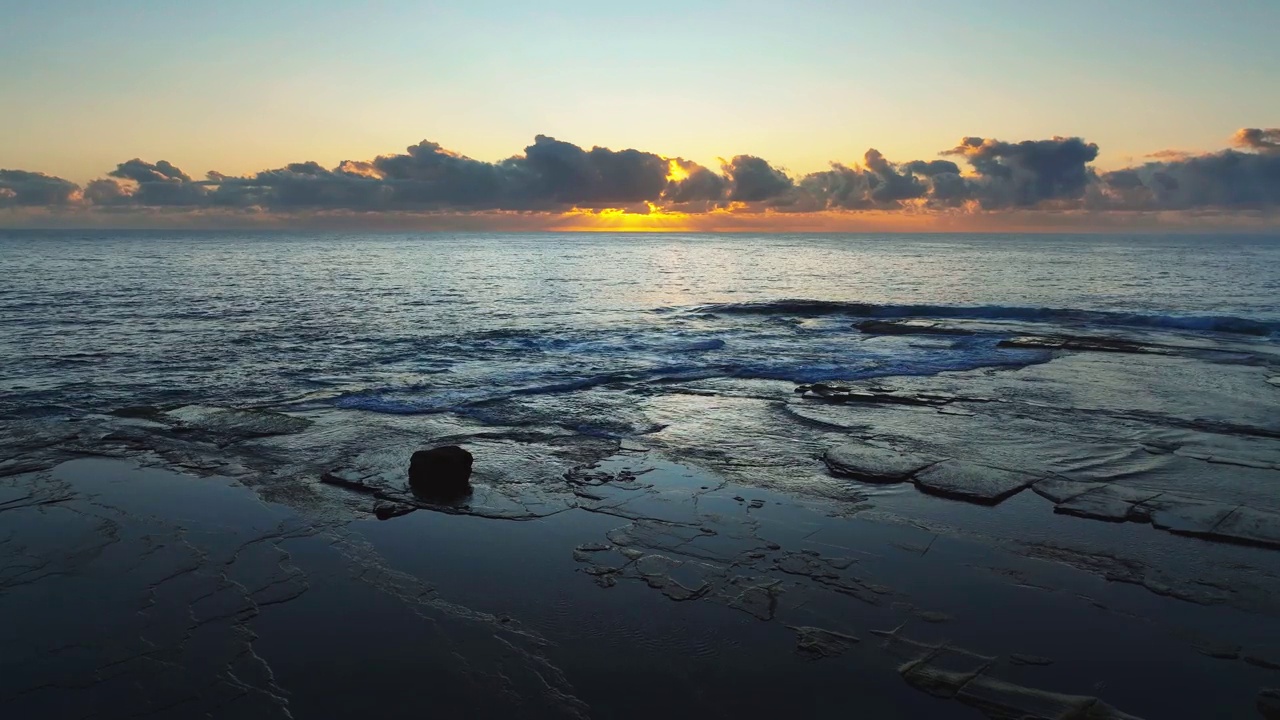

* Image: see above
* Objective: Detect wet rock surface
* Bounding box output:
[2,316,1279,718]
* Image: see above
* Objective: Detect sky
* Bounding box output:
[2,0,1279,231]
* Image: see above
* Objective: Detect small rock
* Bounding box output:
[954,675,1132,718]
[789,625,859,659]
[726,578,782,620]
[408,446,473,498]
[917,611,953,623]
[1208,507,1280,549]
[1143,496,1238,536]
[1031,479,1099,504]
[1194,643,1241,660]
[320,470,379,495]
[1245,655,1280,670]
[912,460,1038,505]
[1259,689,1280,720]
[823,444,934,483]
[1054,485,1162,522]
[373,504,415,521]
[899,645,995,699]
[1009,654,1055,667]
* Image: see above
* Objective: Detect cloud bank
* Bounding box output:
[3,128,1279,227]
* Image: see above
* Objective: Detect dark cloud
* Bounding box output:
[944,136,1099,208]
[903,159,962,177]
[208,161,390,209]
[582,146,670,204]
[1099,169,1145,190]
[82,178,131,206]
[109,159,192,184]
[926,171,971,204]
[863,149,928,203]
[197,138,687,211]
[1233,128,1280,154]
[794,150,965,210]
[797,164,875,210]
[5,128,1280,219]
[0,170,78,206]
[1099,149,1280,210]
[723,155,793,202]
[373,141,522,208]
[662,159,727,206]
[101,159,207,206]
[518,135,669,206]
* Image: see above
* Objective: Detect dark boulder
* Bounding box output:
[409,446,473,498]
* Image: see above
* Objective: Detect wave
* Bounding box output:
[687,300,1277,336]
[326,338,1050,417]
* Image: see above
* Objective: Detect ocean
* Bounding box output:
[2,230,1279,719]
[3,231,1277,415]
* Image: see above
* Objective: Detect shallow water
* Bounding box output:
[5,456,1276,719]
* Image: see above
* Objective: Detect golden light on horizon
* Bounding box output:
[553,202,693,232]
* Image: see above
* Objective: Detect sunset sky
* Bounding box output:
[3,0,1279,230]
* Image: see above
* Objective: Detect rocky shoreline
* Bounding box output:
[3,323,1280,718]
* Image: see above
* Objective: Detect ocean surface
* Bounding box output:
[4,230,1280,718]
[3,230,1277,419]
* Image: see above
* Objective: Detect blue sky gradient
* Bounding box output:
[4,0,1277,182]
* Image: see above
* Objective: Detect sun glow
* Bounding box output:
[664,158,690,184]
[553,202,693,232]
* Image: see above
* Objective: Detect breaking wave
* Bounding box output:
[684,300,1277,336]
